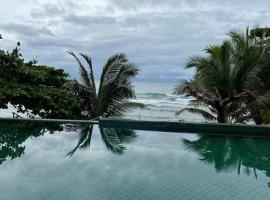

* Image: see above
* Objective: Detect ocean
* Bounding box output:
[126,82,203,122]
[0,82,203,122]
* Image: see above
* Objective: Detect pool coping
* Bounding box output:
[0,117,99,124]
[1,117,270,137]
[99,118,270,137]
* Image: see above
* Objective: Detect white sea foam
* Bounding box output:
[126,83,203,121]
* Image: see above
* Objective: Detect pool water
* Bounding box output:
[0,121,270,200]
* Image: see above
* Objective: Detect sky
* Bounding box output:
[0,0,270,82]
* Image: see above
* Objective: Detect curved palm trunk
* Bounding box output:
[216,107,226,123]
[250,109,263,125]
[214,101,228,123]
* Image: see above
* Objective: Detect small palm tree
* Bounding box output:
[65,52,143,156]
[232,29,270,124]
[67,52,144,119]
[174,41,249,123]
[174,28,270,124]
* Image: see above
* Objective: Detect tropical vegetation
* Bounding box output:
[0,38,141,158]
[66,52,144,120]
[174,27,270,124]
[0,36,142,119]
[64,52,142,155]
[1,27,270,125]
[0,42,81,119]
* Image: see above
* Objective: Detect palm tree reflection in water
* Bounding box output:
[183,135,270,188]
[67,124,137,156]
[0,122,136,166]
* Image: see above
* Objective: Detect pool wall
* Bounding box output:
[99,118,270,137]
[0,117,270,137]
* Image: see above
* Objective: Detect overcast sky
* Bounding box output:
[1,0,270,82]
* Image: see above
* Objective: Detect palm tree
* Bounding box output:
[66,52,145,119]
[174,41,249,123]
[229,29,270,124]
[174,28,270,124]
[65,53,142,156]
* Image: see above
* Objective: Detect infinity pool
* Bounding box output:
[0,121,270,200]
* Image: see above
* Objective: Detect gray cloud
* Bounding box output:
[0,23,54,37]
[1,0,270,82]
[64,15,116,26]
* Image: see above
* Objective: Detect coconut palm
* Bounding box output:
[174,41,250,123]
[65,52,142,156]
[174,28,270,124]
[229,29,270,124]
[66,52,145,119]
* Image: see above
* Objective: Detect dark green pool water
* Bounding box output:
[0,121,270,200]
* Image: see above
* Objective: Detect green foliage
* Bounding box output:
[0,43,81,118]
[174,27,270,124]
[262,111,270,124]
[68,52,145,119]
[250,27,270,38]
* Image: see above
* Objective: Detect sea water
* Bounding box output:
[127,82,203,121]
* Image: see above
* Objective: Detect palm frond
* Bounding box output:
[68,51,92,88]
[176,107,216,121]
[204,45,221,57]
[98,53,126,96]
[251,92,270,107]
[97,54,139,117]
[188,99,209,108]
[79,53,97,95]
[173,80,193,95]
